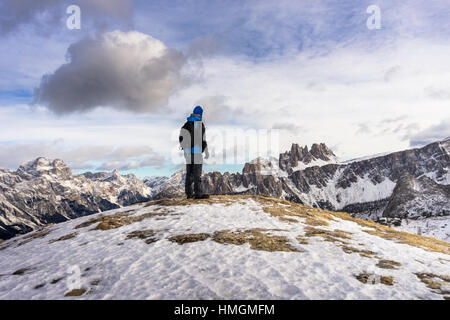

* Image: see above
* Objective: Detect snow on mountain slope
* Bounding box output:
[142,176,169,196]
[0,195,448,300]
[302,170,397,210]
[395,217,450,243]
[292,157,337,171]
[382,172,450,220]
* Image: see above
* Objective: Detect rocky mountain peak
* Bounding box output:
[16,157,71,179]
[310,143,336,161]
[383,171,450,219]
[279,142,337,173]
[440,137,450,154]
[111,169,121,178]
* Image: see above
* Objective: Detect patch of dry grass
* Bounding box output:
[304,217,329,226]
[64,288,87,297]
[341,245,376,258]
[376,259,402,270]
[355,272,394,286]
[126,229,158,244]
[212,229,300,252]
[74,214,106,229]
[303,226,352,244]
[296,236,309,245]
[168,233,210,244]
[51,277,64,284]
[34,283,45,289]
[256,196,333,227]
[17,229,52,246]
[415,273,450,296]
[12,267,31,275]
[363,228,450,255]
[279,216,300,223]
[74,209,172,231]
[48,232,78,244]
[145,195,235,207]
[90,280,101,286]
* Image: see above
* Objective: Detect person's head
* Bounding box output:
[193,105,203,117]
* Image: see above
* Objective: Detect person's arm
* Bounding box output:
[202,123,207,151]
[202,123,209,159]
[179,122,189,150]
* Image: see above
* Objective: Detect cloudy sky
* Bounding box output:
[0,0,449,177]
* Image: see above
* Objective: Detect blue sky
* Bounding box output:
[0,0,449,177]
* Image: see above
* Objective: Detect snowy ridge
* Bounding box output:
[0,195,448,300]
[341,152,392,164]
[292,157,338,171]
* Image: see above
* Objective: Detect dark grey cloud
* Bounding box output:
[0,0,134,35]
[272,122,304,134]
[405,119,450,147]
[0,140,166,171]
[33,30,189,114]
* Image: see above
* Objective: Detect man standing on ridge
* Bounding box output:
[179,105,210,199]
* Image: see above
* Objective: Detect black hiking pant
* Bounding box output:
[185,163,202,197]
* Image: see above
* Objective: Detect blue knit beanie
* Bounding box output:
[193,105,203,116]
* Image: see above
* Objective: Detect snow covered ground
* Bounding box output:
[0,195,448,300]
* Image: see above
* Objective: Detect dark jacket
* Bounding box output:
[179,115,207,163]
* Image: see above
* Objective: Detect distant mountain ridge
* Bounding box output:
[151,138,449,208]
[0,158,156,239]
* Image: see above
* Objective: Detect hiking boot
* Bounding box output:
[186,194,194,199]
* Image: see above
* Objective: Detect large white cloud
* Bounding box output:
[33,30,189,114]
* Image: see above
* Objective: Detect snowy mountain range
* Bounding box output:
[0,158,155,239]
[0,195,448,299]
[0,138,449,241]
